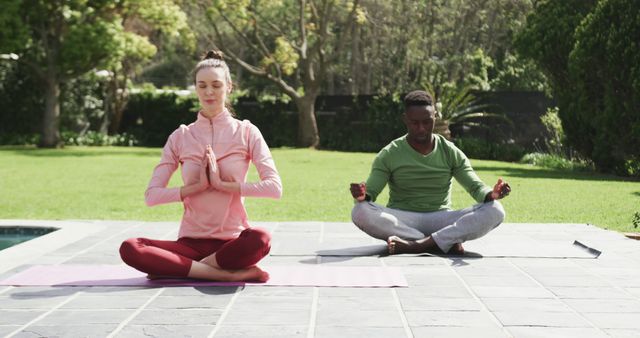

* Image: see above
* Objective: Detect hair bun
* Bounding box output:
[203,50,225,61]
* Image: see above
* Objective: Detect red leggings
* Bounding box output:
[119,228,271,277]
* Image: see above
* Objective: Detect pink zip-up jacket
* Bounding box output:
[145,110,282,240]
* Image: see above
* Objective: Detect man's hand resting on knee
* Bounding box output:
[350,182,367,202]
[485,178,511,202]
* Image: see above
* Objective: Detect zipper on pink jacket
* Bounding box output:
[209,119,214,146]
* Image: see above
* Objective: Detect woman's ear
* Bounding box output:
[227,82,233,94]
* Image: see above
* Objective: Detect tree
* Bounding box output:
[105,0,194,135]
[0,0,192,147]
[568,0,640,175]
[516,0,640,176]
[426,85,508,140]
[203,0,365,147]
[515,0,597,158]
[325,0,535,95]
[489,51,549,93]
[0,1,120,147]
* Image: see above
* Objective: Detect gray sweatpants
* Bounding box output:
[351,201,505,253]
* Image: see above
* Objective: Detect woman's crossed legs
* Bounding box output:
[119,227,271,282]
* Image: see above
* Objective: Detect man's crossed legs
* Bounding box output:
[351,201,505,254]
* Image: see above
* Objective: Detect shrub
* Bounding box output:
[317,94,405,152]
[516,0,640,177]
[425,85,509,141]
[234,97,297,148]
[61,131,138,146]
[539,107,565,155]
[454,137,526,162]
[117,90,548,155]
[568,0,640,176]
[60,72,108,134]
[520,152,593,172]
[0,61,43,137]
[0,133,40,146]
[119,88,199,147]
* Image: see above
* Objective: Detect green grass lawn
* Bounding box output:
[1,146,638,232]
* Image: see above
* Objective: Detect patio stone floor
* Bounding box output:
[0,220,639,338]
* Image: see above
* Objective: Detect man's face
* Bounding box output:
[403,105,436,144]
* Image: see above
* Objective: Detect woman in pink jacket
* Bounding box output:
[119,50,282,282]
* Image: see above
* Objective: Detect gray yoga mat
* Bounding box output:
[270,240,601,258]
[270,222,603,259]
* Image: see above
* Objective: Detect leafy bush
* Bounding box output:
[0,133,40,146]
[426,85,509,140]
[61,131,138,146]
[234,97,297,148]
[520,152,593,172]
[490,52,549,93]
[118,91,407,151]
[1,63,112,144]
[514,0,596,162]
[454,137,526,162]
[516,0,639,177]
[539,107,565,155]
[0,61,43,137]
[60,72,108,134]
[317,94,406,152]
[568,0,640,176]
[621,158,640,178]
[119,88,199,147]
[117,90,548,155]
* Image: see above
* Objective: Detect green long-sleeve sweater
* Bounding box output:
[365,134,492,212]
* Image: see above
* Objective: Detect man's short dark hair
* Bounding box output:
[403,90,434,109]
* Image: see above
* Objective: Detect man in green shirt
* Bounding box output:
[350,90,510,255]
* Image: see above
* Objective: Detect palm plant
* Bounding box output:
[425,84,510,140]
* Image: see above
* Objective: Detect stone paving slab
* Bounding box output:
[14,324,119,338]
[115,325,215,338]
[0,220,639,337]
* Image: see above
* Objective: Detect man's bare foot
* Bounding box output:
[449,243,465,255]
[387,236,429,254]
[387,236,464,255]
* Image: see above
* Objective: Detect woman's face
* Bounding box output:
[195,67,231,116]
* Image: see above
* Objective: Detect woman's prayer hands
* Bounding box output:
[206,144,223,190]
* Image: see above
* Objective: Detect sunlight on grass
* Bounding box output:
[1,146,638,232]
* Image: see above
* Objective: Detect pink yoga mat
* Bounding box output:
[0,265,407,287]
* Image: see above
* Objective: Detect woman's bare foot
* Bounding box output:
[146,274,175,280]
[199,254,219,268]
[233,266,270,283]
[188,261,270,282]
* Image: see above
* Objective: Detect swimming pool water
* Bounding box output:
[0,227,58,251]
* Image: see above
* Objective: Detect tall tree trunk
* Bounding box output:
[349,21,360,95]
[326,69,335,95]
[41,78,61,148]
[108,70,129,135]
[295,95,320,148]
[100,81,111,134]
[108,95,126,135]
